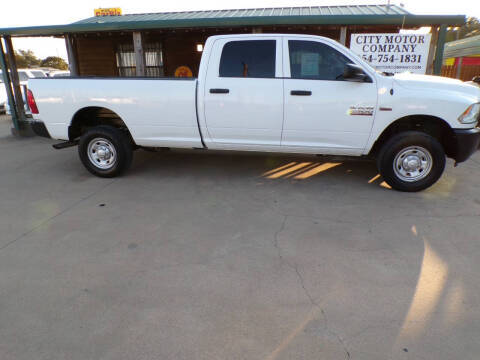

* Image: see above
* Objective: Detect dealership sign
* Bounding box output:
[94,8,122,16]
[350,33,431,74]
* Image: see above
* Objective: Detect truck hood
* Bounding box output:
[393,72,480,99]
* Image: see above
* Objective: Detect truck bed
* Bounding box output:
[29,77,204,148]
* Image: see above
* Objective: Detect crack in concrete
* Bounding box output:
[272,215,351,360]
[273,214,288,263]
[321,308,351,360]
[294,264,319,307]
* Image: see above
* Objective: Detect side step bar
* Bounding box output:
[52,140,79,150]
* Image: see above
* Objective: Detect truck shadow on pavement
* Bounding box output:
[130,149,390,190]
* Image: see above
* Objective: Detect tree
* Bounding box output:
[14,49,41,68]
[446,17,480,42]
[40,56,68,70]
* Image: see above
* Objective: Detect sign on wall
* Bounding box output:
[175,66,193,78]
[349,33,431,74]
[94,8,122,16]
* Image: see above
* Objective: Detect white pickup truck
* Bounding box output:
[27,34,480,192]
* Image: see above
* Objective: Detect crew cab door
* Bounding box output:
[282,38,377,153]
[203,37,283,147]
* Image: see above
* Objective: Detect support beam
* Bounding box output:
[133,31,146,77]
[426,26,438,75]
[433,24,447,76]
[65,35,78,76]
[0,37,19,131]
[4,35,27,125]
[456,57,463,79]
[339,26,347,46]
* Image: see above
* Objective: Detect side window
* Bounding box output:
[116,42,164,77]
[219,40,276,78]
[289,40,352,81]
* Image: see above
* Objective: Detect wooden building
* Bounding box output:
[0,5,466,135]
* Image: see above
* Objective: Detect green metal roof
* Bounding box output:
[0,5,466,37]
[444,34,480,58]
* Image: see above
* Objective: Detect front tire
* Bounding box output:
[78,126,133,177]
[377,131,445,192]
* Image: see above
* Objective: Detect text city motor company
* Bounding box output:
[355,34,428,53]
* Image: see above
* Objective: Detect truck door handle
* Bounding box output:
[210,88,230,94]
[291,90,312,96]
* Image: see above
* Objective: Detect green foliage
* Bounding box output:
[14,49,41,68]
[40,56,68,70]
[9,49,68,70]
[446,17,480,42]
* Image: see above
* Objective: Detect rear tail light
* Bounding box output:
[27,89,39,114]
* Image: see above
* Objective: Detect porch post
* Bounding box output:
[433,24,447,75]
[426,26,438,75]
[4,35,27,128]
[0,37,19,131]
[455,57,463,79]
[133,31,146,76]
[65,34,78,76]
[339,26,347,45]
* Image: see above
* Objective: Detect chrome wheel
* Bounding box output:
[393,146,432,182]
[87,138,117,170]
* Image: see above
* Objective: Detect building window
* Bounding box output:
[116,42,164,77]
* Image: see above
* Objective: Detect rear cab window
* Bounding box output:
[219,40,276,78]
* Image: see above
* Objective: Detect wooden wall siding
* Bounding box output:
[442,65,480,81]
[76,38,118,76]
[162,35,203,77]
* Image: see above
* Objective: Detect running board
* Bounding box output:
[52,140,79,150]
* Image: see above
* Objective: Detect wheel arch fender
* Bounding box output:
[369,115,455,159]
[68,106,134,143]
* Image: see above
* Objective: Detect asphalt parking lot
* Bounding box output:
[1,114,480,360]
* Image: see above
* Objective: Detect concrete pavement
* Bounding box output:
[1,115,480,359]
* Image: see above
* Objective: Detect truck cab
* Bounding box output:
[199,34,378,154]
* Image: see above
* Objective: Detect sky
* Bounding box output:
[1,0,479,61]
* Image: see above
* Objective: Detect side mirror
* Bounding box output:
[343,63,372,83]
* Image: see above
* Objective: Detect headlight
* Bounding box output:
[458,103,480,124]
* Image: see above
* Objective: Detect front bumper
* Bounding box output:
[452,127,480,163]
[31,121,51,138]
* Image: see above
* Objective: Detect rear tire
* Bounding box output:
[377,131,445,192]
[78,125,133,178]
